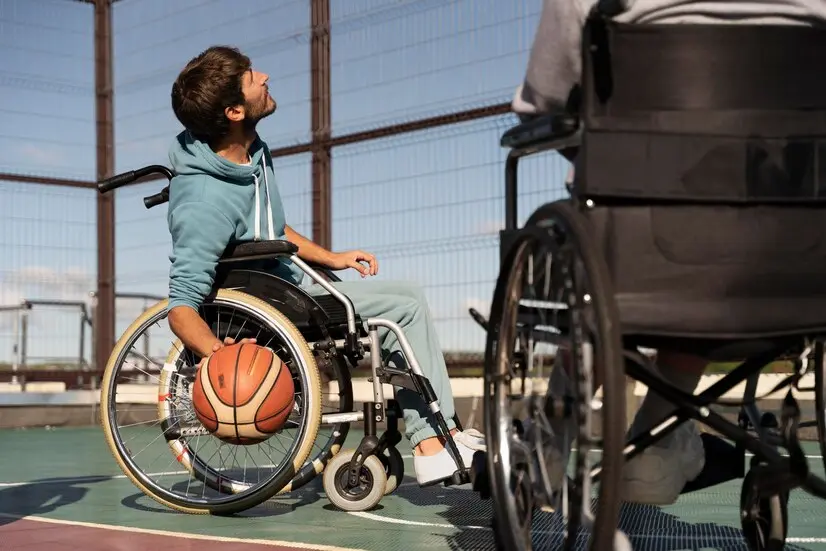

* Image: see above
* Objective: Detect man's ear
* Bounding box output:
[225,104,245,123]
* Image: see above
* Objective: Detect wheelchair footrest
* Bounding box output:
[680,433,742,495]
[469,450,490,499]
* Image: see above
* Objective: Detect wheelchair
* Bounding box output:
[95,173,472,516]
[469,13,826,551]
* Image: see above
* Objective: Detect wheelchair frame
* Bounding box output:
[471,13,826,550]
[95,166,473,514]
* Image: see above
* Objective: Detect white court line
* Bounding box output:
[2,470,826,545]
[0,514,368,550]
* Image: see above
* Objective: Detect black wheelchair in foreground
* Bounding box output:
[96,177,474,515]
[467,14,826,551]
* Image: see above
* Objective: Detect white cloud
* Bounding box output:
[2,266,93,302]
[0,266,95,330]
[475,220,505,236]
[13,143,70,167]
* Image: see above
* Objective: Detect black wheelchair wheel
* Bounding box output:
[740,467,789,551]
[484,199,625,551]
[283,354,353,493]
[815,341,826,478]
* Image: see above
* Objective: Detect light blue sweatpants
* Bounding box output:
[303,279,457,446]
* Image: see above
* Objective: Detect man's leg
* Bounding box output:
[547,348,707,505]
[304,279,484,485]
[621,350,707,504]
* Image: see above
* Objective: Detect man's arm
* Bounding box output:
[167,201,236,357]
[284,225,336,266]
[512,0,596,116]
[284,224,377,277]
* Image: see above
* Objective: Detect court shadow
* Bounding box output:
[0,475,110,528]
[120,475,328,517]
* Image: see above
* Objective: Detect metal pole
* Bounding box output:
[12,309,19,385]
[310,0,331,249]
[94,0,116,376]
[20,310,28,389]
[79,313,87,370]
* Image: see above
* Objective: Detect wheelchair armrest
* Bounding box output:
[500,113,581,155]
[219,240,299,263]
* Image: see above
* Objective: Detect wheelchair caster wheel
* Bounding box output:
[740,469,789,551]
[381,447,405,495]
[323,449,387,512]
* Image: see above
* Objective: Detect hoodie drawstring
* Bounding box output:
[252,155,276,242]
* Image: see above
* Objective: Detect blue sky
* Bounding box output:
[0,0,569,364]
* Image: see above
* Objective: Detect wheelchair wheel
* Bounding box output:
[814,341,826,476]
[100,289,322,515]
[381,446,405,495]
[322,449,387,512]
[740,467,789,551]
[158,340,352,497]
[484,200,626,551]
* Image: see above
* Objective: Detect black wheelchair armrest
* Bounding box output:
[219,240,299,263]
[501,113,581,156]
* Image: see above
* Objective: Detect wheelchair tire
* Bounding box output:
[279,355,352,494]
[814,341,826,478]
[100,289,322,515]
[485,199,625,551]
[323,449,387,512]
[381,446,405,495]
[740,468,789,551]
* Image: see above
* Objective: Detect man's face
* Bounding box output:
[240,68,276,127]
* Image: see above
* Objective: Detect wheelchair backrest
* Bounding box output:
[576,18,826,205]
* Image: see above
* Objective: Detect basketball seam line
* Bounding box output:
[235,345,269,408]
[254,354,294,431]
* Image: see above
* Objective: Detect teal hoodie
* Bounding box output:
[166,130,304,312]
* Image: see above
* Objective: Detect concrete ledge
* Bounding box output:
[0,373,813,406]
[0,374,819,436]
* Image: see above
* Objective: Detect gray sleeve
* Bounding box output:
[512,0,598,116]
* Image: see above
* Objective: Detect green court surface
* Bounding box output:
[1,426,826,550]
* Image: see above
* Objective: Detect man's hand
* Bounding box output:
[283,225,378,278]
[211,336,257,353]
[197,336,257,368]
[328,250,378,278]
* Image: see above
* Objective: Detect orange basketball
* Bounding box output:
[191,343,295,445]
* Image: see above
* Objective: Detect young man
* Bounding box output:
[165,46,484,487]
[513,0,826,506]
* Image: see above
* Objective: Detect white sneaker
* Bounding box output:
[620,420,705,505]
[413,429,487,486]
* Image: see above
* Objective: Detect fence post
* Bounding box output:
[94,0,116,376]
[310,0,332,249]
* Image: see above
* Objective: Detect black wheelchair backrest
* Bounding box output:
[578,19,826,204]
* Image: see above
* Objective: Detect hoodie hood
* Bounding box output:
[168,129,268,183]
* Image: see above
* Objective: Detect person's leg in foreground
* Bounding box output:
[621,350,706,504]
[304,279,486,486]
[544,348,707,504]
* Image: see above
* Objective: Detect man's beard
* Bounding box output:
[242,97,276,132]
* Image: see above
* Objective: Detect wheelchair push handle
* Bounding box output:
[143,186,169,209]
[97,165,174,193]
